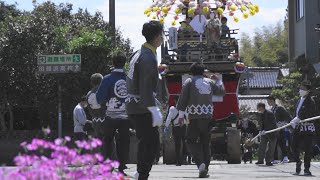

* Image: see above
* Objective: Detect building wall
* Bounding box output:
[305,0,320,64]
[288,0,295,62]
[289,0,320,66]
[293,1,306,59]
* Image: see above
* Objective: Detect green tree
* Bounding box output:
[0,1,20,131]
[240,21,288,67]
[0,1,132,131]
[272,72,302,115]
[239,33,254,66]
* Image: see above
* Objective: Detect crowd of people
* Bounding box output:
[238,80,319,176]
[72,19,319,179]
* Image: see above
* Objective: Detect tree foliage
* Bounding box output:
[240,20,288,67]
[272,72,302,115]
[0,1,132,131]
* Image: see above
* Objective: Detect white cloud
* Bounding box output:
[257,7,286,24]
[226,7,286,40]
[98,0,149,51]
[97,0,287,51]
[8,0,287,50]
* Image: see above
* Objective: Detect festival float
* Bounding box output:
[144,0,259,164]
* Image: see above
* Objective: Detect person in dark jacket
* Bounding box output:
[126,20,164,180]
[177,63,225,178]
[256,103,278,166]
[238,118,258,136]
[267,95,292,163]
[238,118,258,164]
[290,80,317,176]
[96,52,130,175]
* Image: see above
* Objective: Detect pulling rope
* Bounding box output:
[245,115,320,146]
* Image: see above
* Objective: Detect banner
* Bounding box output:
[168,27,178,50]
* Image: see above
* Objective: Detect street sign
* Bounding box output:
[37,54,81,138]
[37,54,81,73]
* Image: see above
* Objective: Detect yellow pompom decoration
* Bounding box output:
[159,18,164,24]
[147,12,151,17]
[233,16,239,23]
[172,21,177,26]
[243,12,249,19]
[153,7,159,12]
[230,5,237,11]
[254,5,259,13]
[203,7,209,13]
[217,7,224,14]
[146,8,152,14]
[175,8,182,14]
[249,5,255,11]
[250,10,255,16]
[152,16,156,20]
[162,7,169,14]
[241,5,247,11]
[188,8,195,16]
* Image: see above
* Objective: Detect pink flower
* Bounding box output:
[20,141,27,147]
[75,140,85,149]
[40,156,48,161]
[93,138,103,146]
[111,161,120,168]
[64,136,71,142]
[42,127,51,135]
[4,135,123,180]
[54,138,63,145]
[94,154,104,162]
[90,141,98,148]
[32,139,45,148]
[84,144,91,150]
[26,144,37,151]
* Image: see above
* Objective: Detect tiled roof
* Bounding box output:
[239,95,272,113]
[247,67,283,89]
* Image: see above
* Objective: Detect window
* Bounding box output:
[296,0,304,20]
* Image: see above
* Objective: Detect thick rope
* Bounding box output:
[246,115,320,145]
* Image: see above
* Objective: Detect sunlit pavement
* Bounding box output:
[124,160,320,179]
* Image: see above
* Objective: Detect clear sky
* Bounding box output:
[6,0,288,51]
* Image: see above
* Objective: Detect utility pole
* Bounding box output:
[109,0,115,42]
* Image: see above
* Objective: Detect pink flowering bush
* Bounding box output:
[0,128,126,180]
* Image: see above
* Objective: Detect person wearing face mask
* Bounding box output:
[256,103,278,166]
[267,95,292,164]
[289,80,317,176]
[73,95,90,141]
[126,20,164,180]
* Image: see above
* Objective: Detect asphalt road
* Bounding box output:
[124,160,320,180]
[2,160,319,179]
